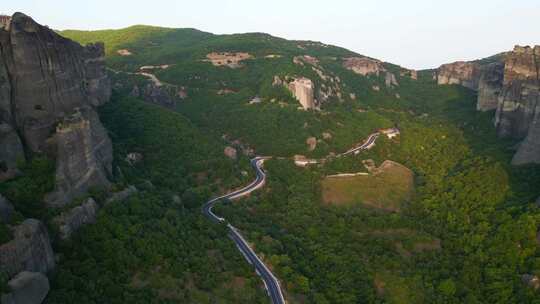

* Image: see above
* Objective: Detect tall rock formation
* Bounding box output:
[499,46,540,165]
[436,45,540,165]
[273,76,317,110]
[0,13,112,205]
[288,78,316,110]
[494,46,539,139]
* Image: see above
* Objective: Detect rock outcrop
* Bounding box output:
[385,72,398,88]
[224,146,238,160]
[437,45,540,165]
[306,137,317,151]
[0,219,55,278]
[436,61,481,90]
[274,76,317,110]
[343,57,385,76]
[494,46,540,165]
[52,198,99,240]
[105,186,138,205]
[288,78,316,110]
[0,13,112,205]
[1,271,49,304]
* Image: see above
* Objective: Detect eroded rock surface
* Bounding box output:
[477,62,504,111]
[343,57,385,76]
[495,46,540,139]
[45,108,112,207]
[436,61,481,90]
[0,13,112,204]
[52,198,99,240]
[0,219,55,278]
[0,194,14,223]
[1,271,49,304]
[437,45,540,165]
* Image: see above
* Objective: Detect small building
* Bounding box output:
[380,128,400,139]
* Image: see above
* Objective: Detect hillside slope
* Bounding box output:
[58,25,540,304]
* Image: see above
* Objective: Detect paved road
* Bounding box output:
[340,132,380,156]
[202,157,285,304]
[202,132,385,304]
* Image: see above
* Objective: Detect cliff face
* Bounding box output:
[495,46,539,139]
[501,46,540,165]
[437,45,540,165]
[477,62,504,111]
[0,219,55,278]
[436,61,482,90]
[0,13,112,205]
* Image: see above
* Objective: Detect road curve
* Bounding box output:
[202,132,386,304]
[202,157,285,304]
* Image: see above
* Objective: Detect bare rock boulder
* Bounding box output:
[495,46,540,139]
[0,271,49,304]
[306,137,317,151]
[522,274,540,290]
[0,219,55,278]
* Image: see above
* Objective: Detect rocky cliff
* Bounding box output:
[0,13,112,205]
[436,61,482,90]
[477,62,504,111]
[437,45,540,165]
[0,219,55,278]
[492,46,540,165]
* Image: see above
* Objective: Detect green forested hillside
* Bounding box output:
[46,95,267,303]
[56,26,540,303]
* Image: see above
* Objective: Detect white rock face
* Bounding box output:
[288,78,316,110]
[1,271,49,304]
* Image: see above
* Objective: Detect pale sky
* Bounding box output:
[3,0,540,69]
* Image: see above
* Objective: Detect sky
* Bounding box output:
[3,0,540,69]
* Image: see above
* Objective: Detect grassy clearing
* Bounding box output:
[321,160,414,211]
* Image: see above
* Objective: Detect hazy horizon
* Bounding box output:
[3,0,540,69]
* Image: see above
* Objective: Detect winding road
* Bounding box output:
[202,132,385,304]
